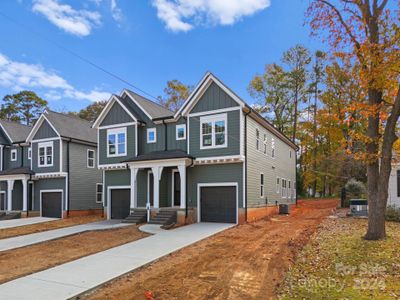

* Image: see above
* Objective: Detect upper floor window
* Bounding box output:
[200,113,227,149]
[28,147,32,160]
[38,141,53,167]
[256,129,260,151]
[176,124,186,140]
[96,183,103,203]
[147,128,157,143]
[87,149,95,168]
[107,128,126,157]
[282,179,287,198]
[263,134,267,155]
[11,149,17,161]
[271,138,275,158]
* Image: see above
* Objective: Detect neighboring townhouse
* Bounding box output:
[0,110,103,218]
[0,120,32,212]
[93,72,297,224]
[388,155,400,208]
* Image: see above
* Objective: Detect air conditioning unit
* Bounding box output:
[279,204,290,214]
[350,199,368,216]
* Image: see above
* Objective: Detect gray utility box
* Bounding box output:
[350,199,368,216]
[279,204,290,215]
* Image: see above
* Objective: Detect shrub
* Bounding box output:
[345,179,366,198]
[386,205,400,222]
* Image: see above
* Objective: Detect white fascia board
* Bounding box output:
[26,114,60,143]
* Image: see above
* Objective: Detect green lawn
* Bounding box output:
[279,216,400,300]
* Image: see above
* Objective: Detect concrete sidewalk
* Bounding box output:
[0,217,58,230]
[0,220,129,252]
[0,222,233,300]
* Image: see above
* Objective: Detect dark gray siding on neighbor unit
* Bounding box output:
[187,163,243,208]
[69,143,102,210]
[104,169,130,206]
[189,109,241,157]
[100,101,135,127]
[31,140,60,173]
[191,82,239,113]
[33,119,58,140]
[99,125,135,165]
[33,178,66,212]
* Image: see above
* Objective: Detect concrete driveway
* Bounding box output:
[0,220,129,252]
[0,217,58,230]
[0,222,233,300]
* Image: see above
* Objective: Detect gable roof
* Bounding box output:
[0,120,32,144]
[123,90,174,120]
[92,95,139,128]
[28,110,97,144]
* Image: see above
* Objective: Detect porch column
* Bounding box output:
[178,165,186,209]
[130,167,139,209]
[7,180,14,211]
[22,179,28,211]
[151,166,164,209]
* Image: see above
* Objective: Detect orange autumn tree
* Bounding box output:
[308,0,400,240]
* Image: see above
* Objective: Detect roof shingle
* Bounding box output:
[125,90,174,120]
[0,120,32,143]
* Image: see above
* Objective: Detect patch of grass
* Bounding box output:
[279,217,400,299]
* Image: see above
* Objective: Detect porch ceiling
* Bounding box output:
[124,150,194,163]
[0,167,34,176]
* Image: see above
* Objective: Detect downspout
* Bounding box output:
[185,158,194,218]
[67,139,71,217]
[244,110,250,222]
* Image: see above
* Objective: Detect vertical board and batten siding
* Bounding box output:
[33,120,59,140]
[100,101,135,127]
[166,119,187,151]
[98,126,135,165]
[187,163,243,208]
[120,95,150,123]
[69,143,102,210]
[138,123,166,154]
[0,130,10,144]
[246,117,296,208]
[189,110,241,158]
[190,82,239,113]
[33,178,66,212]
[388,166,400,208]
[104,169,130,207]
[31,140,61,173]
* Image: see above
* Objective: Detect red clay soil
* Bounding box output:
[83,199,338,300]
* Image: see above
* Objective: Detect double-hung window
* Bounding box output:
[176,124,186,140]
[271,138,275,158]
[11,149,17,161]
[256,129,260,151]
[28,147,32,160]
[260,173,264,198]
[263,134,267,155]
[147,128,157,143]
[38,141,53,167]
[276,177,280,194]
[200,113,227,149]
[288,180,291,199]
[282,179,287,198]
[87,149,95,168]
[107,128,126,157]
[96,183,103,203]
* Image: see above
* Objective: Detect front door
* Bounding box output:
[28,183,34,211]
[148,172,154,206]
[0,193,5,210]
[174,171,181,206]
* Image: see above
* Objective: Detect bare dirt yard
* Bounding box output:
[0,225,148,284]
[83,199,338,300]
[0,215,104,240]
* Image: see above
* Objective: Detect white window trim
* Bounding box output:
[87,149,95,168]
[28,147,32,160]
[38,141,54,168]
[263,134,267,155]
[256,129,260,151]
[276,177,280,194]
[176,124,186,140]
[200,113,228,150]
[10,149,17,161]
[147,128,157,144]
[260,173,264,198]
[282,178,287,198]
[271,138,276,158]
[96,183,103,203]
[107,127,127,158]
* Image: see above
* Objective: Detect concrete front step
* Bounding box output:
[123,210,147,224]
[0,212,21,221]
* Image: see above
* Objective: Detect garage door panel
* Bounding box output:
[200,186,236,223]
[42,192,62,218]
[111,189,130,219]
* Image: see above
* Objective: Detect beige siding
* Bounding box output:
[246,117,296,208]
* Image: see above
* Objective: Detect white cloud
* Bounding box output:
[152,0,271,32]
[0,53,110,102]
[32,0,101,37]
[111,0,123,23]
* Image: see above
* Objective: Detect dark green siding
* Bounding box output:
[104,169,130,206]
[121,95,150,122]
[100,101,135,126]
[33,119,58,140]
[189,109,240,157]
[138,124,166,154]
[187,163,243,208]
[31,140,61,173]
[191,82,239,113]
[166,119,187,151]
[99,125,135,165]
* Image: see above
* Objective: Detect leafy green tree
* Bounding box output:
[158,80,193,112]
[1,91,47,125]
[71,101,108,122]
[248,63,292,134]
